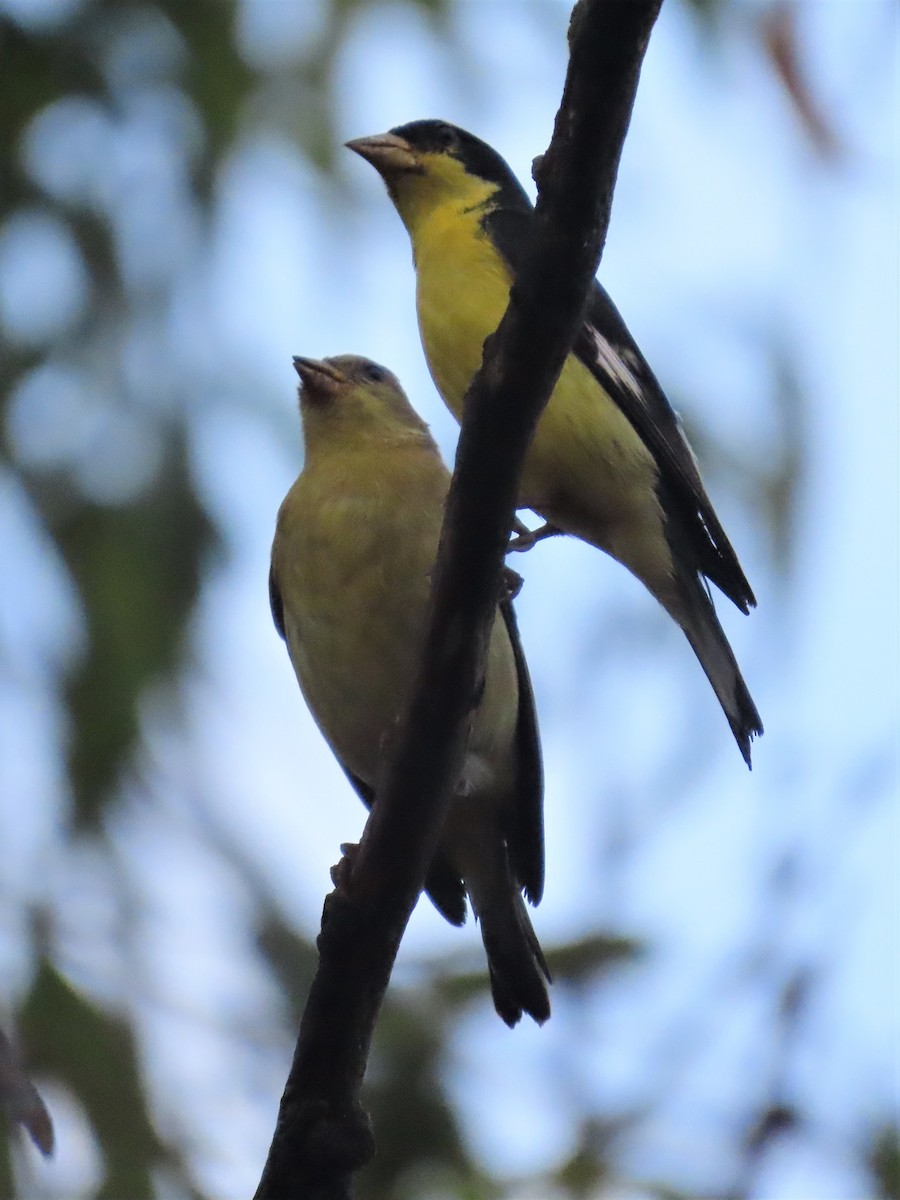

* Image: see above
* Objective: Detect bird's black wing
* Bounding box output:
[575,283,755,612]
[499,594,544,907]
[482,205,756,614]
[269,561,286,640]
[269,562,467,926]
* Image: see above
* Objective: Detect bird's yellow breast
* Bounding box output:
[415,207,511,414]
[275,447,438,777]
[274,440,519,787]
[411,201,667,581]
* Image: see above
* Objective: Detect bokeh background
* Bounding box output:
[0,0,897,1197]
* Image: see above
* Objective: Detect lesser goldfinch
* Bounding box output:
[269,354,550,1026]
[347,120,763,766]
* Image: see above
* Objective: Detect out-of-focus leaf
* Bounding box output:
[544,932,644,984]
[0,1128,12,1197]
[259,908,492,1196]
[0,19,106,150]
[0,348,42,448]
[681,0,845,166]
[0,1024,53,1155]
[30,429,217,826]
[759,3,843,161]
[256,912,319,1028]
[679,323,807,588]
[762,336,806,582]
[554,1120,611,1197]
[648,1187,703,1200]
[361,996,494,1200]
[743,1103,800,1157]
[679,0,726,36]
[19,959,161,1200]
[870,1124,900,1200]
[63,209,118,302]
[430,957,500,1008]
[437,933,642,1009]
[155,0,255,194]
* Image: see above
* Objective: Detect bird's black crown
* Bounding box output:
[389,119,531,208]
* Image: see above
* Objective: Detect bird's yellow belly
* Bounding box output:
[279,488,432,781]
[416,235,669,589]
[279,469,520,788]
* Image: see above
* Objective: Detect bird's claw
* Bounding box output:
[509,521,562,553]
[501,566,524,601]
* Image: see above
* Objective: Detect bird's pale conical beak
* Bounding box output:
[345,133,423,176]
[293,356,345,403]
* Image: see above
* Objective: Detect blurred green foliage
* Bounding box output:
[871,1125,900,1200]
[20,960,163,1199]
[0,1,892,1198]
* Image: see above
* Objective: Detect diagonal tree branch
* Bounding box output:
[254,1,663,1196]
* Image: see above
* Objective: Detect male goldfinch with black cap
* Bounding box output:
[347,120,763,766]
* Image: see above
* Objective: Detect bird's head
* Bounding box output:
[346,119,530,233]
[292,355,432,451]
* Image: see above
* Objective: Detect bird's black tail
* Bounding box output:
[478,886,551,1027]
[676,572,763,768]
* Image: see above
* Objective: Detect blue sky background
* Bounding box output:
[0,1,897,1196]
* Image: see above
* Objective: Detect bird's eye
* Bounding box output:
[360,361,388,383]
[435,124,457,150]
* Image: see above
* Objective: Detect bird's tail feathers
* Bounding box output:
[477,885,551,1028]
[677,576,763,768]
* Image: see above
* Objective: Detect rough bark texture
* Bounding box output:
[253,1,664,1195]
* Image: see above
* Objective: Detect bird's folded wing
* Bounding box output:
[499,597,544,907]
[483,204,755,613]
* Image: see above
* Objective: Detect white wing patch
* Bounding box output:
[587,329,646,403]
[585,325,710,491]
[672,406,704,476]
[458,752,497,800]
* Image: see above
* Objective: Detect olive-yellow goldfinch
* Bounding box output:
[269,354,549,1026]
[347,120,762,766]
